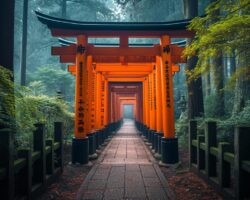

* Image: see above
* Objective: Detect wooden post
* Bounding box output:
[74,35,88,138]
[160,35,175,138]
[234,127,250,200]
[17,149,32,199]
[46,139,54,175]
[0,130,14,200]
[90,71,96,130]
[205,121,217,177]
[189,120,197,167]
[54,122,63,171]
[104,79,108,126]
[218,142,231,188]
[160,35,178,164]
[100,75,105,127]
[156,57,163,132]
[87,56,93,133]
[33,123,46,186]
[95,72,102,128]
[197,135,205,171]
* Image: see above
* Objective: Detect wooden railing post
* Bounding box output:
[17,149,32,199]
[234,126,250,200]
[189,120,197,167]
[33,123,46,186]
[218,142,231,188]
[0,130,14,200]
[46,139,54,175]
[197,135,205,171]
[54,122,63,172]
[205,121,217,177]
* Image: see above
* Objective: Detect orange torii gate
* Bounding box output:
[36,11,192,164]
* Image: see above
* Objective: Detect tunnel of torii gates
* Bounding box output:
[36,11,194,165]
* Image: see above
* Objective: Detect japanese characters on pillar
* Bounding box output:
[156,56,163,132]
[87,56,93,133]
[75,35,87,138]
[100,76,105,127]
[160,35,175,138]
[90,71,96,129]
[95,72,102,129]
[145,77,150,127]
[104,79,108,125]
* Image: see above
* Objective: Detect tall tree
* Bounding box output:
[0,0,16,145]
[184,0,250,117]
[210,0,225,117]
[183,0,204,119]
[20,0,29,86]
[0,1,15,71]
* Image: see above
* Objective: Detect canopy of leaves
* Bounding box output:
[184,0,250,81]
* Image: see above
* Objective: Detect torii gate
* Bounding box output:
[36,11,193,164]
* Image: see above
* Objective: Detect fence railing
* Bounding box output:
[189,120,250,200]
[0,122,63,200]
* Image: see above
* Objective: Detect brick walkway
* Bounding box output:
[77,119,172,200]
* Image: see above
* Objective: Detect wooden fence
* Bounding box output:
[189,120,250,200]
[0,122,63,200]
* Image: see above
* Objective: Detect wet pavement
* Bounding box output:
[77,119,171,200]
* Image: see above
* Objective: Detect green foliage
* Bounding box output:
[184,0,250,82]
[0,66,74,148]
[15,94,74,148]
[204,93,229,118]
[0,66,15,130]
[28,65,74,97]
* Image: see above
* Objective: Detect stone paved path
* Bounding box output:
[77,119,172,200]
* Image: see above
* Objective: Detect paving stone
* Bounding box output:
[125,186,147,199]
[103,188,124,200]
[87,180,106,190]
[77,120,170,200]
[92,169,110,180]
[146,187,168,200]
[126,164,140,171]
[106,176,125,188]
[143,177,162,187]
[140,165,158,178]
[81,190,103,200]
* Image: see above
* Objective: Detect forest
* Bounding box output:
[0,0,250,200]
[1,0,247,148]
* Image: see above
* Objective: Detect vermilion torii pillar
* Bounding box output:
[72,35,89,164]
[36,10,193,165]
[160,35,178,164]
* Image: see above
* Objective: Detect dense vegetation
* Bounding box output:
[176,0,250,144]
[1,0,249,148]
[0,65,74,148]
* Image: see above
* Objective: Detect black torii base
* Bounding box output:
[161,137,179,164]
[72,137,89,164]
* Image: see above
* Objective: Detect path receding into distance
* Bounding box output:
[77,119,173,200]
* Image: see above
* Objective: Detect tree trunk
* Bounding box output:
[20,0,29,86]
[0,0,15,130]
[183,0,204,119]
[232,53,250,116]
[0,1,15,71]
[212,52,225,116]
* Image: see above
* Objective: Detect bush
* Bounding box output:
[15,94,74,148]
[0,66,74,148]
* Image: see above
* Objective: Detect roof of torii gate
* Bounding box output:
[35,11,194,38]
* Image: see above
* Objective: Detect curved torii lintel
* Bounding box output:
[35,11,194,38]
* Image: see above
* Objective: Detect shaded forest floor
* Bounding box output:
[37,144,223,200]
[160,147,223,200]
[37,144,96,200]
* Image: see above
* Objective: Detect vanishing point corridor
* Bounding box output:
[77,119,171,200]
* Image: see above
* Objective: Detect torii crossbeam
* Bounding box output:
[36,11,191,165]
